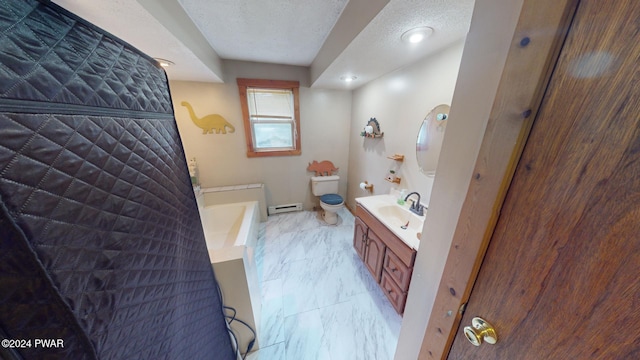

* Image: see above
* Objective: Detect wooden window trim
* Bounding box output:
[237,78,301,157]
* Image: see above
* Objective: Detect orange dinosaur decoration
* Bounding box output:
[307,160,338,176]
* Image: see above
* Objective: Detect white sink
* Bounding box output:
[377,205,423,232]
[355,194,425,249]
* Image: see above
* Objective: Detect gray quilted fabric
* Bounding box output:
[0,1,234,359]
[0,0,172,114]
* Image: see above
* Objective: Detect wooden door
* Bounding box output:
[448,0,640,358]
[353,217,367,260]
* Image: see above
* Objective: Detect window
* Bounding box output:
[237,78,301,157]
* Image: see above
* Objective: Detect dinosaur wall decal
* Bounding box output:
[181,101,235,134]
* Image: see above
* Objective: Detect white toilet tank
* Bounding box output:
[311,175,339,195]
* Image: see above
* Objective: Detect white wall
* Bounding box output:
[170,60,352,210]
[346,40,465,209]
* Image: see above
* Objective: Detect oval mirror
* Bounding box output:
[417,104,450,175]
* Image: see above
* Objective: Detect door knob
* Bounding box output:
[463,317,498,346]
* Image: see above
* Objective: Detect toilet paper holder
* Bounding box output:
[360,181,374,193]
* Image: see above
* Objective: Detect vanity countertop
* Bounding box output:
[355,194,425,250]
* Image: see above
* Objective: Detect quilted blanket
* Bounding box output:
[0,1,234,359]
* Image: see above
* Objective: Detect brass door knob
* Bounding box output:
[463,317,498,346]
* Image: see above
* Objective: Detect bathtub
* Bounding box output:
[197,200,261,354]
[197,183,267,222]
[199,201,259,252]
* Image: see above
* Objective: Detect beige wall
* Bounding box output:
[169,60,352,210]
[346,40,465,209]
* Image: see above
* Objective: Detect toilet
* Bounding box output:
[311,175,344,225]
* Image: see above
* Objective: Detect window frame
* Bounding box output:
[237,78,301,157]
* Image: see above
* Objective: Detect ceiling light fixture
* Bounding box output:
[401,26,434,44]
[154,58,175,67]
[340,75,357,83]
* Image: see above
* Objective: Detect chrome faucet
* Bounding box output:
[404,191,425,216]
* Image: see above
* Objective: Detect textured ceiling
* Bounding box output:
[313,0,476,88]
[52,0,475,89]
[178,0,349,66]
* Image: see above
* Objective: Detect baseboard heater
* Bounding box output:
[268,203,303,215]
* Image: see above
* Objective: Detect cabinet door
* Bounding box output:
[353,217,367,260]
[364,230,385,283]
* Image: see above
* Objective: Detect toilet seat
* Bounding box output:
[320,193,343,205]
[319,193,343,225]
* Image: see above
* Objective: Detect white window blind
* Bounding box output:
[247,88,296,150]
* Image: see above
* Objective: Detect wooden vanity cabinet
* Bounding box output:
[354,204,417,314]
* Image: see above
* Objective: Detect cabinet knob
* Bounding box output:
[391,267,398,272]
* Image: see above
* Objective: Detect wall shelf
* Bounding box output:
[362,132,384,138]
[387,154,404,161]
[385,176,401,184]
[361,117,383,138]
[384,153,403,183]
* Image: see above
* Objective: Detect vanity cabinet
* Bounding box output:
[354,204,416,314]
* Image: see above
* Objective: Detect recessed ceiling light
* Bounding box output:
[154,58,174,67]
[340,75,357,83]
[401,27,434,44]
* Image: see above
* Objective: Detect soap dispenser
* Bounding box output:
[397,189,407,205]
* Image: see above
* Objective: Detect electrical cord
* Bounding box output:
[224,306,237,323]
[216,281,241,359]
[227,326,241,360]
[216,280,257,359]
[227,316,256,359]
[225,305,256,359]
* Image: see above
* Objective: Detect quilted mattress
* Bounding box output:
[0,1,235,359]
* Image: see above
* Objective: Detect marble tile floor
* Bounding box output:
[245,208,402,360]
